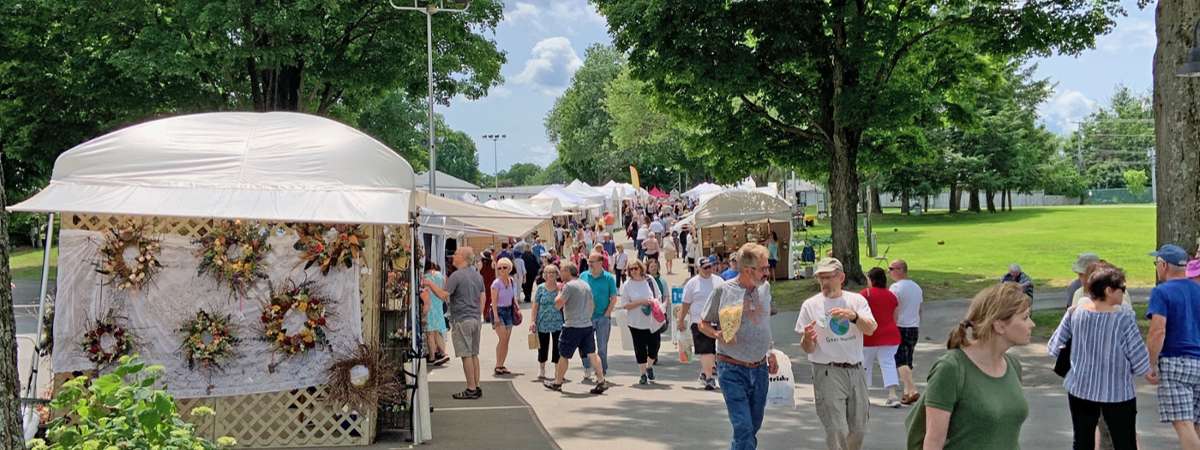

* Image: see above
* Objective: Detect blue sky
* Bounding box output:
[441,0,1157,174]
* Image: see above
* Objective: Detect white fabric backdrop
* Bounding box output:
[52,228,364,398]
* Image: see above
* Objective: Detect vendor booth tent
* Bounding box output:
[683,182,723,200]
[689,190,793,280]
[12,112,415,224]
[10,112,434,447]
[648,187,669,199]
[532,185,601,210]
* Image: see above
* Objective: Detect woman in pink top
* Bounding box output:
[861,266,903,407]
[491,258,518,375]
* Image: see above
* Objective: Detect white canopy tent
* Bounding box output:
[11,112,416,224]
[692,190,792,228]
[414,191,547,238]
[532,185,601,211]
[683,182,724,200]
[8,111,444,445]
[601,180,640,199]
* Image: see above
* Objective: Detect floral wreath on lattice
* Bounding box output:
[293,223,367,275]
[384,228,413,305]
[80,312,135,366]
[178,310,241,371]
[260,280,331,357]
[325,344,403,413]
[193,220,270,296]
[95,221,163,291]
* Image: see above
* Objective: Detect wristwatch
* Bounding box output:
[850,311,859,324]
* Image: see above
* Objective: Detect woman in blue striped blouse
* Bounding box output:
[1048,266,1150,450]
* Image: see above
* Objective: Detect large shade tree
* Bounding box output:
[594,0,1126,282]
[1153,0,1200,252]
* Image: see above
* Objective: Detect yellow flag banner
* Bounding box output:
[630,165,640,190]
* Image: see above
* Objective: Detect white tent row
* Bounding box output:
[484,197,572,218]
[532,185,602,211]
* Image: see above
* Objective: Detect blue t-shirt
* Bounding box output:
[603,241,616,256]
[532,243,546,259]
[720,269,739,280]
[580,270,618,320]
[1147,278,1200,359]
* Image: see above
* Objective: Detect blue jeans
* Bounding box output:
[581,316,611,374]
[718,361,769,450]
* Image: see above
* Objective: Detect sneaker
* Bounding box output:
[705,377,717,391]
[543,381,563,391]
[581,371,594,383]
[646,367,656,381]
[589,382,609,395]
[639,374,648,385]
[884,398,901,408]
[433,355,451,366]
[698,373,708,387]
[471,388,484,399]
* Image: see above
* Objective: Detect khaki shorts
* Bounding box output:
[452,319,482,357]
[813,363,869,450]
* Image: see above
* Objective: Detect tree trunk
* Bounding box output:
[968,188,981,213]
[949,181,960,213]
[1155,0,1200,253]
[900,190,911,215]
[923,195,930,212]
[0,152,23,449]
[828,137,866,285]
[986,189,997,213]
[871,186,883,214]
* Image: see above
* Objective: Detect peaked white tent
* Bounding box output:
[683,182,724,200]
[601,180,640,199]
[692,190,791,228]
[532,185,600,211]
[11,112,416,224]
[414,191,547,238]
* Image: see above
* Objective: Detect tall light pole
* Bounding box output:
[388,0,472,195]
[482,134,506,198]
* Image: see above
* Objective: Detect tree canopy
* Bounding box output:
[593,0,1125,281]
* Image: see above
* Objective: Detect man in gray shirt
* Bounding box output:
[424,247,485,400]
[697,243,777,449]
[544,262,610,395]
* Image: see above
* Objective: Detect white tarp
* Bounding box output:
[692,190,792,228]
[414,191,547,238]
[52,228,363,399]
[565,179,609,202]
[601,181,640,199]
[683,182,724,200]
[532,186,601,210]
[9,112,415,225]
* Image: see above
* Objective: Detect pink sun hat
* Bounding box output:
[1188,259,1200,278]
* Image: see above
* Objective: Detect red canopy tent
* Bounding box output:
[648,186,669,198]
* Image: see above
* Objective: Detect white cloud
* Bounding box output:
[502,2,543,28]
[1096,19,1156,53]
[1039,89,1099,133]
[513,37,583,96]
[500,1,605,34]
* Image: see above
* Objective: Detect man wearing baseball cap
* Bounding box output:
[1146,244,1200,447]
[797,257,878,450]
[1067,252,1100,307]
[679,254,721,390]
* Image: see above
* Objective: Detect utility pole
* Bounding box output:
[1149,146,1158,203]
[482,134,505,198]
[388,0,472,195]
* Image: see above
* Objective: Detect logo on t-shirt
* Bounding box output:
[829,317,851,336]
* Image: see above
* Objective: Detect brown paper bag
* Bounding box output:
[528,332,540,350]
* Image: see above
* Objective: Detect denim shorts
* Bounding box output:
[496,305,515,327]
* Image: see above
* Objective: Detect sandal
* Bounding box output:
[452,389,479,400]
[901,392,920,405]
[494,367,511,375]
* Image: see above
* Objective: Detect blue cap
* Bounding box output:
[1151,244,1190,267]
[701,255,719,268]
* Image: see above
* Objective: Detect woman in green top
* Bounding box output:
[907,282,1035,450]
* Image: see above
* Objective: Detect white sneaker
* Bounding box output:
[538,366,546,380]
[884,398,902,408]
[581,369,593,383]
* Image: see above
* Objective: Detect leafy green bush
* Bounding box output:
[27,355,235,450]
[1123,169,1149,197]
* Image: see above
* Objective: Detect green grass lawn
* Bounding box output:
[1032,302,1150,340]
[773,205,1156,307]
[11,246,57,281]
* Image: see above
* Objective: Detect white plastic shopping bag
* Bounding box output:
[612,308,635,351]
[766,349,796,409]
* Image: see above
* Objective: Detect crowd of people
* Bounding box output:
[417,194,1200,450]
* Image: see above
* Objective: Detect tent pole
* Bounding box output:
[21,213,54,439]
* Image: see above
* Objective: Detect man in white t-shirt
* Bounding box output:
[678,255,720,390]
[887,259,923,405]
[649,216,665,239]
[636,219,650,259]
[796,257,877,450]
